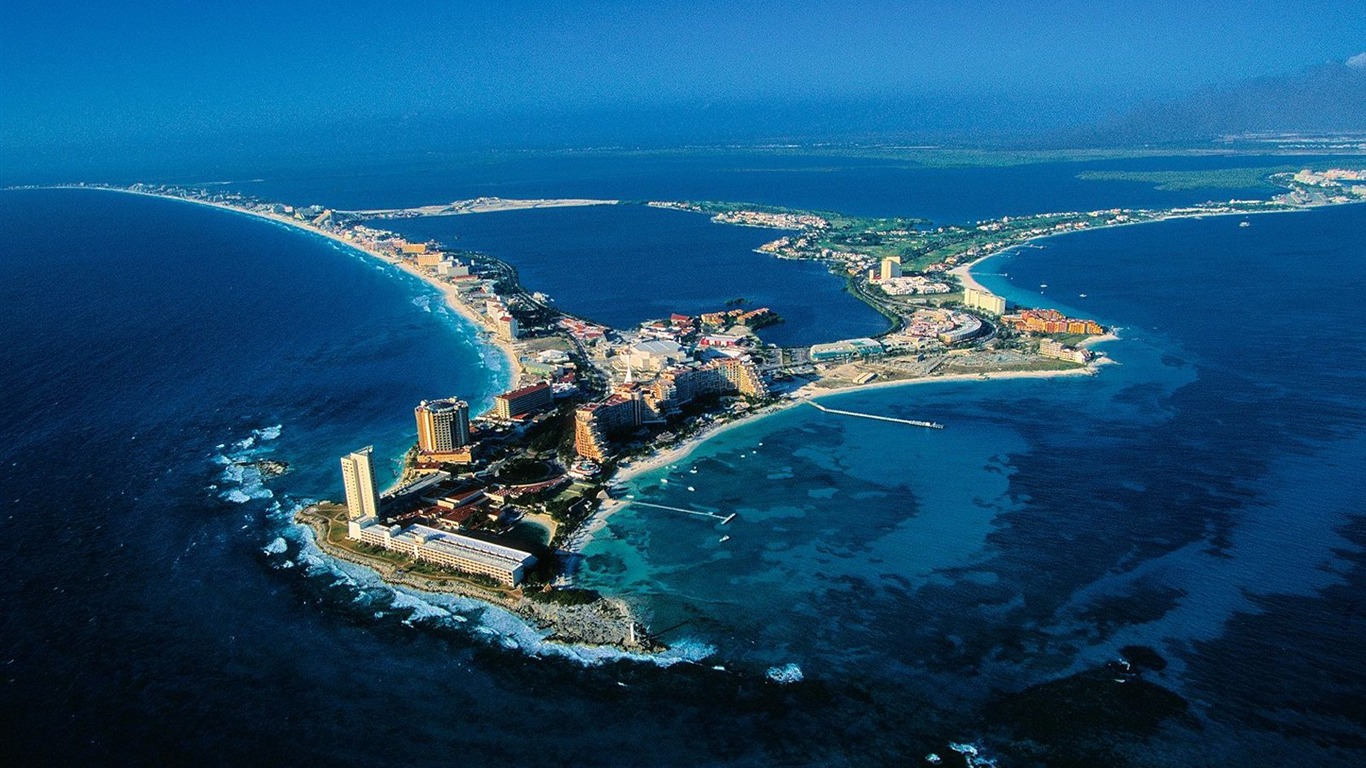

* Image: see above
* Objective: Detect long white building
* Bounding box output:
[340,447,381,521]
[348,518,537,586]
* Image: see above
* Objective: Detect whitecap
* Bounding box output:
[253,424,283,441]
[262,537,288,555]
[766,663,804,684]
[388,590,454,623]
[288,516,714,667]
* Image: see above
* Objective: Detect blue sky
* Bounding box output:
[1,0,1363,152]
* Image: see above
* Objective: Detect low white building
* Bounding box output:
[628,339,687,371]
[348,518,537,586]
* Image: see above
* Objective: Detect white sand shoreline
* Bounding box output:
[346,197,619,217]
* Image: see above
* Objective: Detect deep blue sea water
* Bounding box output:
[2,161,1364,768]
[380,204,887,346]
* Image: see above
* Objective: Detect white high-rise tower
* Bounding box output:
[340,446,381,521]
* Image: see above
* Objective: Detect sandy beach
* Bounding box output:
[345,197,619,217]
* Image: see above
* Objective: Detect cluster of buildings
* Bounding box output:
[879,275,952,296]
[706,209,829,230]
[382,236,534,343]
[558,317,608,345]
[1292,168,1366,187]
[339,447,538,587]
[900,308,981,342]
[1038,338,1094,365]
[573,356,768,461]
[1003,309,1104,336]
[698,306,776,330]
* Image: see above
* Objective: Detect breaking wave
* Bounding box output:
[279,514,714,668]
[212,425,284,504]
[766,663,804,684]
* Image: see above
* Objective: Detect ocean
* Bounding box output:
[1,157,1363,767]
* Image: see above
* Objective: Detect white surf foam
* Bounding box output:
[765,663,804,684]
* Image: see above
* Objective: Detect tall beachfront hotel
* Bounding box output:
[415,398,471,453]
[340,446,381,520]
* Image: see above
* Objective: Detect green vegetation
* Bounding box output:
[526,587,601,606]
[1076,167,1297,191]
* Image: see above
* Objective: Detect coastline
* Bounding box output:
[570,354,1116,552]
[947,202,1332,294]
[346,197,619,217]
[68,186,523,387]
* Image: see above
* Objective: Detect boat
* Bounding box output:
[1239,220,1251,228]
[1079,293,1087,298]
[719,535,731,543]
[687,486,696,492]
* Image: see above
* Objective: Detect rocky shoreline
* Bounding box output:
[294,505,661,652]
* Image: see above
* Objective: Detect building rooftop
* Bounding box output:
[498,381,551,399]
[632,339,685,356]
[402,524,536,567]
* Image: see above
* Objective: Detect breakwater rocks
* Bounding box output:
[294,506,660,652]
[235,458,290,478]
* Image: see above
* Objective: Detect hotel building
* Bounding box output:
[348,519,537,586]
[493,381,554,420]
[575,359,768,460]
[340,447,381,521]
[494,314,519,341]
[879,256,903,281]
[574,388,645,462]
[963,287,1007,315]
[415,398,471,453]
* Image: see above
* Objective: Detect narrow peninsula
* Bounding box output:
[25,168,1366,651]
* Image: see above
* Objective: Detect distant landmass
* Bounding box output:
[1057,56,1366,147]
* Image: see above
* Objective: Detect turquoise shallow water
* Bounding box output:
[581,203,1366,763]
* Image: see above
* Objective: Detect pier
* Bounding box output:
[624,498,736,523]
[805,400,945,429]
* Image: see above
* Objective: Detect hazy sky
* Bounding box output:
[2,0,1363,151]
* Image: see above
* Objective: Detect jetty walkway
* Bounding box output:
[805,400,945,429]
[624,498,736,524]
